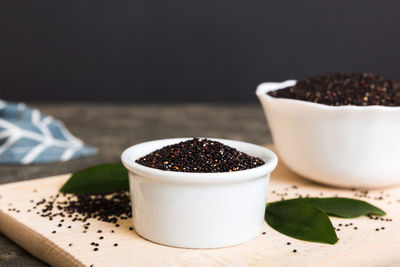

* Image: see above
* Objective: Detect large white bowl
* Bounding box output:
[256,80,400,189]
[121,138,277,248]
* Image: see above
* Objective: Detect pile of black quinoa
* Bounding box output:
[267,72,400,106]
[135,138,265,172]
[32,192,132,224]
[16,191,133,253]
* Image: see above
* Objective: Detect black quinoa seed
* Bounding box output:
[293,249,297,253]
[30,191,132,225]
[267,72,400,106]
[135,138,265,173]
[94,248,98,251]
[114,243,118,247]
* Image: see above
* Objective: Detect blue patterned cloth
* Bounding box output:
[0,100,97,164]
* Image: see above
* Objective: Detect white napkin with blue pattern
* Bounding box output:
[0,100,97,164]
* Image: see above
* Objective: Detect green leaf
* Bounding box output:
[292,197,385,218]
[60,162,129,194]
[265,201,338,244]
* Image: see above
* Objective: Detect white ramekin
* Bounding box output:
[256,80,400,189]
[121,138,277,248]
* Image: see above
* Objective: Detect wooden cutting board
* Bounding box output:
[1,147,400,267]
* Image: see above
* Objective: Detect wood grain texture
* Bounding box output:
[1,147,400,267]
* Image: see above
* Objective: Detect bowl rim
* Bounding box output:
[121,137,278,184]
[256,80,400,111]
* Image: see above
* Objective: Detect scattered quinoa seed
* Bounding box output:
[28,192,132,225]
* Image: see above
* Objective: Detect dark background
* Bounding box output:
[1,0,399,102]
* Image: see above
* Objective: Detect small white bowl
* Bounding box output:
[121,138,277,248]
[256,80,400,189]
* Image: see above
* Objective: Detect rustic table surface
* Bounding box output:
[0,103,271,266]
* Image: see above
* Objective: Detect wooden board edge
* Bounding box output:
[0,209,83,267]
[0,174,71,189]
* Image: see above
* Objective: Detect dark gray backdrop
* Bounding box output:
[1,0,399,102]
